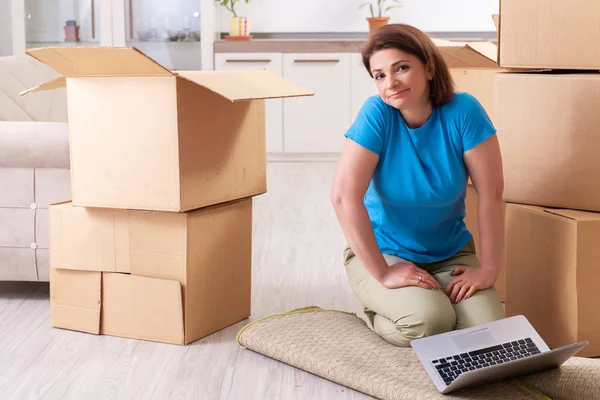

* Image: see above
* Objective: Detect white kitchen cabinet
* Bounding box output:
[214,53,284,153]
[282,53,351,153]
[350,53,378,122]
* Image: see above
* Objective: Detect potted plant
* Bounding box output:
[360,0,402,34]
[215,0,252,40]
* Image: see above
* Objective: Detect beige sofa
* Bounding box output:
[0,55,70,281]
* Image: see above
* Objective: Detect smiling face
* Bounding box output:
[369,48,433,111]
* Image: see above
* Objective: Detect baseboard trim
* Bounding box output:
[267,153,340,162]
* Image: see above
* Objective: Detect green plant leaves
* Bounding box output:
[360,2,376,18]
[360,0,401,18]
[215,0,250,18]
[385,5,402,13]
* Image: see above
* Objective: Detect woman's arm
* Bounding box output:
[446,133,504,303]
[464,133,505,278]
[331,139,389,282]
[331,139,440,290]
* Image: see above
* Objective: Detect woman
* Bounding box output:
[331,24,505,347]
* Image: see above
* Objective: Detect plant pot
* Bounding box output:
[227,16,252,40]
[64,25,80,42]
[367,17,390,35]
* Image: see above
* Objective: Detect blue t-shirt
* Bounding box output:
[345,92,496,263]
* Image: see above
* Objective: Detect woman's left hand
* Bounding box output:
[445,266,496,304]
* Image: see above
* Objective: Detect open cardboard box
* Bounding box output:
[433,39,499,69]
[21,47,313,212]
[49,198,253,345]
[433,38,504,123]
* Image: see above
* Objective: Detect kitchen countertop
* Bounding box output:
[213,32,497,53]
[214,39,369,53]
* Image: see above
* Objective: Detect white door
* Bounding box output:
[350,53,378,122]
[215,53,284,153]
[282,53,351,153]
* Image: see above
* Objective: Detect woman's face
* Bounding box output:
[369,48,433,110]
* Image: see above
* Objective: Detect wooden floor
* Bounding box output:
[0,162,373,400]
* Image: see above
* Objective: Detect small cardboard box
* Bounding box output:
[22,47,313,212]
[495,72,600,212]
[498,0,600,70]
[505,203,600,357]
[464,184,507,302]
[434,39,503,123]
[49,198,252,345]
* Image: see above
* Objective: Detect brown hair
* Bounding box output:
[361,24,455,108]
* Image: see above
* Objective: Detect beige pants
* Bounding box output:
[344,239,505,347]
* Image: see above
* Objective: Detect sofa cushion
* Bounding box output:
[0,208,35,247]
[36,249,49,282]
[35,168,71,208]
[0,121,69,168]
[0,55,67,122]
[0,248,37,281]
[0,166,70,282]
[0,167,34,207]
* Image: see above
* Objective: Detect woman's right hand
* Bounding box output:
[381,260,441,290]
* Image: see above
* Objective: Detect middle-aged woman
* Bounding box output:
[331,24,505,347]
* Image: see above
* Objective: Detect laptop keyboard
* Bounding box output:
[432,338,541,386]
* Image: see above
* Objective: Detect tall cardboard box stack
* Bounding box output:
[22,47,312,345]
[434,39,508,301]
[497,0,600,356]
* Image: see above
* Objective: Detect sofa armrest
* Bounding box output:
[0,121,69,168]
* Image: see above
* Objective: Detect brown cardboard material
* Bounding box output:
[464,184,507,302]
[49,198,253,345]
[22,46,313,212]
[491,14,499,31]
[432,39,502,123]
[498,0,600,70]
[451,68,498,123]
[50,268,101,334]
[50,268,185,344]
[496,72,600,212]
[101,273,184,344]
[49,203,131,273]
[433,39,498,69]
[505,203,600,357]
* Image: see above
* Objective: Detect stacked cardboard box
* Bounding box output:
[496,0,600,357]
[433,39,508,302]
[22,47,312,345]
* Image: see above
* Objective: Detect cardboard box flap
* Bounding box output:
[101,273,184,345]
[176,69,314,102]
[543,208,600,222]
[25,46,173,78]
[20,76,66,96]
[433,39,498,68]
[50,268,101,334]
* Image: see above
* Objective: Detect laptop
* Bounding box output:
[410,315,588,394]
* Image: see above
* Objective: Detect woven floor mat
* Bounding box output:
[237,306,600,400]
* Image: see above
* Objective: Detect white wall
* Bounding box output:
[0,0,12,56]
[216,0,499,33]
[1,0,25,55]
